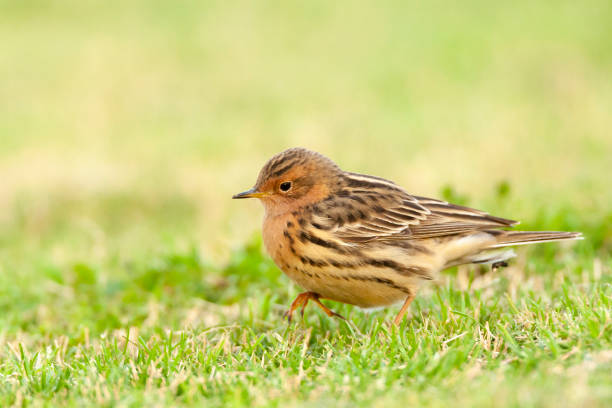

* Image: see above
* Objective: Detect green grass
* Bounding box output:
[2,0,612,406]
[1,200,610,407]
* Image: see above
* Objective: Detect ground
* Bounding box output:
[1,1,611,407]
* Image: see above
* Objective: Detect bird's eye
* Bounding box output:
[279,181,292,192]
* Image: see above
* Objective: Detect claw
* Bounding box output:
[330,311,346,320]
[492,261,509,270]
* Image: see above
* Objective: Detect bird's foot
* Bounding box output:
[284,292,345,322]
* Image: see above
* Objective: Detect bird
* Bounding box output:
[232,147,582,325]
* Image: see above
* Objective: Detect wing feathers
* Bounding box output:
[317,177,519,243]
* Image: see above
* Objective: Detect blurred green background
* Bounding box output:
[2,0,611,263]
[1,1,612,406]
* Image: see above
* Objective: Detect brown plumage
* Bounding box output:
[233,147,582,324]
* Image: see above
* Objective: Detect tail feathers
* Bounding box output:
[488,231,583,248]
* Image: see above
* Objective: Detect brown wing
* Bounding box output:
[403,195,518,239]
[310,175,517,243]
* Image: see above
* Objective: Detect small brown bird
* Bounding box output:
[233,148,582,324]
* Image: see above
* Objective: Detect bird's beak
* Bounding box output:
[232,187,268,199]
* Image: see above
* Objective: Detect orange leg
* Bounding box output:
[284,292,345,322]
[392,293,415,325]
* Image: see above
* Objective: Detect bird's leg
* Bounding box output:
[285,292,345,321]
[492,261,509,270]
[393,293,415,325]
[310,295,346,320]
[284,292,311,322]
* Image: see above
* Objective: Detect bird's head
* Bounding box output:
[233,147,343,215]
